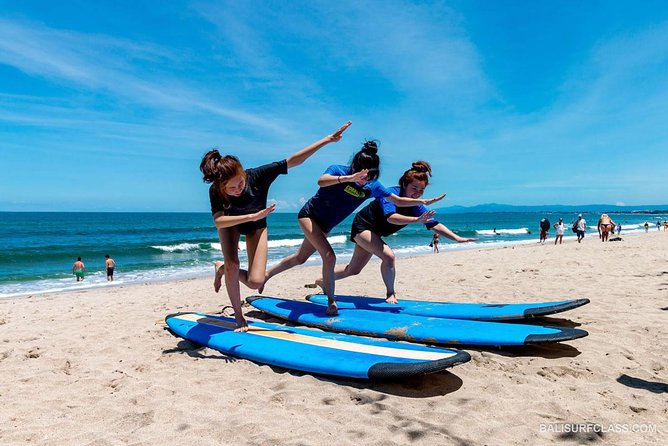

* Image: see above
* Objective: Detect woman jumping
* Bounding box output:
[199,121,352,331]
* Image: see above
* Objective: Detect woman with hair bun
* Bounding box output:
[199,121,352,331]
[317,161,476,304]
[260,148,446,315]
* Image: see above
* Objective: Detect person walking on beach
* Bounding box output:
[431,233,440,252]
[72,257,85,282]
[617,223,622,235]
[657,220,662,231]
[105,255,116,281]
[312,161,475,303]
[575,214,587,243]
[553,218,565,245]
[200,121,352,331]
[597,214,616,242]
[644,222,649,232]
[539,218,550,243]
[259,141,446,316]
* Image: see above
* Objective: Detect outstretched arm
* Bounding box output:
[212,205,276,229]
[431,223,477,243]
[286,121,352,169]
[317,169,369,188]
[386,193,446,208]
[386,210,436,226]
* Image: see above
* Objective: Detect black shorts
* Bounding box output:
[350,215,371,242]
[232,219,267,236]
[297,207,334,234]
[106,267,114,276]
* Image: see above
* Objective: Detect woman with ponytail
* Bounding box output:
[199,121,351,331]
[317,161,476,304]
[260,147,446,315]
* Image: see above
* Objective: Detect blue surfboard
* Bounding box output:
[306,294,589,321]
[165,312,470,379]
[246,296,588,347]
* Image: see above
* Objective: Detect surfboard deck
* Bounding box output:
[305,294,590,321]
[165,312,470,380]
[247,296,588,347]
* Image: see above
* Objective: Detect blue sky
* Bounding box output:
[1,0,667,212]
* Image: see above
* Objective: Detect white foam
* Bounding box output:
[151,243,204,252]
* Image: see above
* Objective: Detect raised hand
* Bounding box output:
[328,121,352,142]
[416,210,436,223]
[423,193,446,205]
[349,169,369,185]
[252,203,277,221]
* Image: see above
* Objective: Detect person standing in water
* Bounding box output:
[259,141,446,315]
[72,257,85,282]
[314,161,475,303]
[105,255,116,281]
[200,121,352,331]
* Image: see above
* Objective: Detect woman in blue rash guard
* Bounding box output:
[315,161,477,304]
[260,142,446,315]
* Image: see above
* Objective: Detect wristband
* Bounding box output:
[337,176,341,184]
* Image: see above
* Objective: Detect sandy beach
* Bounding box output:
[1,231,666,445]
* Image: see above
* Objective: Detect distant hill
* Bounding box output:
[434,203,668,214]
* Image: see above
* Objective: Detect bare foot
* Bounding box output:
[385,294,398,304]
[213,261,224,292]
[234,316,249,332]
[326,301,338,316]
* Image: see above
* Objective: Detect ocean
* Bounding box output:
[1,211,665,298]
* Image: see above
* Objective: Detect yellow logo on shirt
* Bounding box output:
[343,185,367,198]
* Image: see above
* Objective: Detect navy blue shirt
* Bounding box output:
[354,186,438,237]
[298,165,393,233]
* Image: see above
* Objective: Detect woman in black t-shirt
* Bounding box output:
[199,121,352,331]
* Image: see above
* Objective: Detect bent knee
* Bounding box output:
[321,250,337,265]
[246,279,264,290]
[224,260,240,271]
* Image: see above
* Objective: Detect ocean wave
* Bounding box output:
[476,228,530,235]
[207,235,348,252]
[151,243,208,252]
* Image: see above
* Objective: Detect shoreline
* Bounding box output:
[0,227,655,300]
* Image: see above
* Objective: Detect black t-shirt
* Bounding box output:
[209,159,288,232]
[354,186,439,238]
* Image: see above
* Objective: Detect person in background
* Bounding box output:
[617,223,622,235]
[200,121,352,331]
[432,232,440,253]
[597,214,616,242]
[553,218,565,245]
[658,220,662,231]
[105,255,116,281]
[644,222,649,232]
[539,218,550,243]
[576,214,587,243]
[72,257,85,282]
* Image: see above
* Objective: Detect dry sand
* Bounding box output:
[1,231,666,445]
